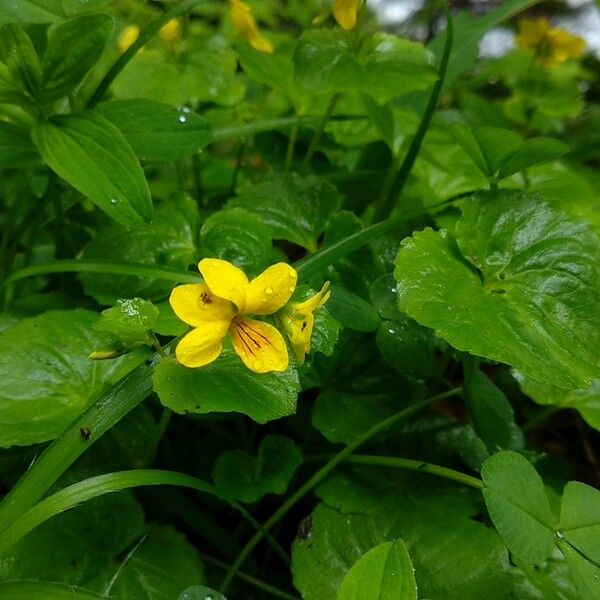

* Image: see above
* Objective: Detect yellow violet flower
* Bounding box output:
[117,25,140,53]
[280,282,331,364]
[170,259,297,373]
[159,18,181,43]
[229,0,274,54]
[333,0,362,31]
[515,18,585,67]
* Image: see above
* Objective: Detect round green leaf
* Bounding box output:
[394,191,600,389]
[337,539,417,600]
[178,586,226,600]
[213,434,303,503]
[0,310,141,447]
[481,451,556,564]
[327,286,380,333]
[153,353,299,424]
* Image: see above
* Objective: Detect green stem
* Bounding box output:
[371,1,453,223]
[199,552,299,600]
[1,260,200,289]
[308,454,483,490]
[212,116,316,142]
[300,93,341,171]
[86,0,205,109]
[219,387,463,593]
[0,469,283,563]
[285,119,299,172]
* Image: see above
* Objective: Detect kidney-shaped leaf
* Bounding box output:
[337,539,417,600]
[481,451,556,564]
[153,353,299,424]
[0,310,140,447]
[32,110,152,227]
[394,191,600,389]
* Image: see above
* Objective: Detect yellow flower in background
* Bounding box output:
[170,259,297,373]
[280,282,331,364]
[333,0,362,30]
[159,18,181,43]
[515,18,585,66]
[229,0,273,53]
[117,25,140,53]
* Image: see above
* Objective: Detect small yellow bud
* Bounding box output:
[159,18,181,43]
[89,348,121,360]
[229,0,274,54]
[117,24,140,54]
[333,0,362,31]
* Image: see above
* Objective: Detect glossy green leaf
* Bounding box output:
[213,435,303,503]
[292,479,512,600]
[514,372,600,432]
[559,482,600,564]
[294,31,436,104]
[42,15,113,101]
[0,24,42,99]
[228,174,340,252]
[326,286,380,333]
[375,317,437,381]
[560,541,600,600]
[199,207,272,277]
[98,100,213,162]
[394,192,600,389]
[80,194,199,305]
[337,539,417,600]
[464,370,520,453]
[0,310,142,447]
[0,581,103,599]
[499,138,570,179]
[178,587,226,600]
[32,111,152,227]
[93,524,205,600]
[481,451,556,564]
[310,307,342,359]
[0,122,39,168]
[153,353,299,424]
[94,298,159,348]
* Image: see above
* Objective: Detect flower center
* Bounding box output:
[200,291,213,305]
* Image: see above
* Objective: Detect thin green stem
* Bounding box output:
[199,552,299,600]
[1,260,200,289]
[371,1,453,223]
[308,454,483,490]
[285,120,299,172]
[86,0,205,109]
[0,469,284,563]
[212,116,316,142]
[219,387,463,593]
[300,93,341,171]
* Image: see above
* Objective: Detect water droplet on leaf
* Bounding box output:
[265,287,273,295]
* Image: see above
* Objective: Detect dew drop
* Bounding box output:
[288,286,295,292]
[388,328,395,335]
[265,286,273,295]
[390,286,397,293]
[109,197,118,205]
[288,270,296,278]
[178,114,187,123]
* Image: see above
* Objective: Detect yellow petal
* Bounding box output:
[244,263,298,315]
[230,317,288,373]
[159,18,181,43]
[175,320,230,368]
[198,258,249,312]
[248,30,274,53]
[117,25,140,53]
[549,29,585,61]
[282,312,314,364]
[333,0,361,30]
[293,282,331,316]
[169,283,234,327]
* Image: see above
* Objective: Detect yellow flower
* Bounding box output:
[159,18,181,43]
[229,0,273,54]
[515,18,585,67]
[280,282,331,364]
[333,0,362,31]
[170,259,297,373]
[117,25,140,53]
